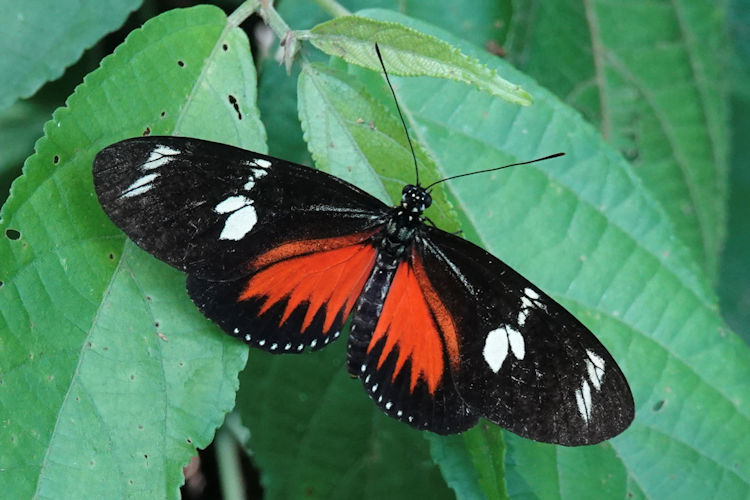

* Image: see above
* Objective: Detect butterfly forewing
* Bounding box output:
[93,136,389,280]
[94,136,389,352]
[416,227,634,445]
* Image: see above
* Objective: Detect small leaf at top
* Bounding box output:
[301,16,532,106]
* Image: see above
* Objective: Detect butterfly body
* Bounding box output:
[93,136,634,445]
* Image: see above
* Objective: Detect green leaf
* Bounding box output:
[304,15,532,105]
[428,425,508,500]
[507,0,730,281]
[356,8,750,499]
[0,6,261,497]
[236,339,453,500]
[297,62,458,232]
[0,100,49,204]
[718,0,750,344]
[0,0,142,109]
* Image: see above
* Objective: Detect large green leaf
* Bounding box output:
[0,6,261,497]
[236,340,453,500]
[718,0,750,344]
[357,9,749,499]
[0,0,142,110]
[297,63,458,231]
[507,0,730,281]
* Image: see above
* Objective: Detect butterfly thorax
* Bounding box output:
[378,185,432,259]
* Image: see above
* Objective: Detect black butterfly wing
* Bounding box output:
[93,136,389,280]
[94,136,390,352]
[348,255,479,434]
[415,226,634,446]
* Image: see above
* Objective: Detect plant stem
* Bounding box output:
[215,423,245,500]
[227,0,260,28]
[257,0,293,39]
[314,0,351,17]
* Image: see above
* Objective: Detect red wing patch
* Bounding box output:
[239,239,377,335]
[367,250,459,394]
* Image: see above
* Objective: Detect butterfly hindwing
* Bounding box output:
[415,227,634,445]
[347,252,478,433]
[188,231,379,352]
[93,136,389,280]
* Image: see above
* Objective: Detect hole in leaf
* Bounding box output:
[0,280,3,289]
[222,43,229,51]
[53,155,60,164]
[108,253,115,260]
[653,400,665,412]
[177,60,185,67]
[160,111,166,118]
[143,127,151,136]
[227,94,242,120]
[5,229,20,240]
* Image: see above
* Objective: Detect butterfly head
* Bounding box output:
[401,184,432,215]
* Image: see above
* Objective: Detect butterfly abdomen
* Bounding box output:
[346,244,401,376]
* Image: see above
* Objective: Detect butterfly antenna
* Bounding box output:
[424,152,565,190]
[375,43,420,186]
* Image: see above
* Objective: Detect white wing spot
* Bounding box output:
[521,296,533,309]
[385,401,393,410]
[243,179,255,191]
[483,328,509,373]
[311,339,317,348]
[397,410,403,417]
[575,380,593,423]
[219,205,257,241]
[284,343,291,350]
[507,328,525,360]
[258,340,266,346]
[270,343,278,350]
[365,375,370,384]
[524,287,540,300]
[360,364,366,373]
[121,173,159,198]
[155,145,180,155]
[517,308,529,327]
[215,195,250,214]
[585,349,606,390]
[297,344,304,351]
[244,334,251,341]
[484,326,525,373]
[254,159,271,169]
[372,383,378,393]
[233,327,239,334]
[142,145,179,170]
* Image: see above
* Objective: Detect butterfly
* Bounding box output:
[92,48,633,447]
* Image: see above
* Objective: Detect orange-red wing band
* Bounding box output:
[249,230,379,270]
[367,251,459,395]
[239,239,377,335]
